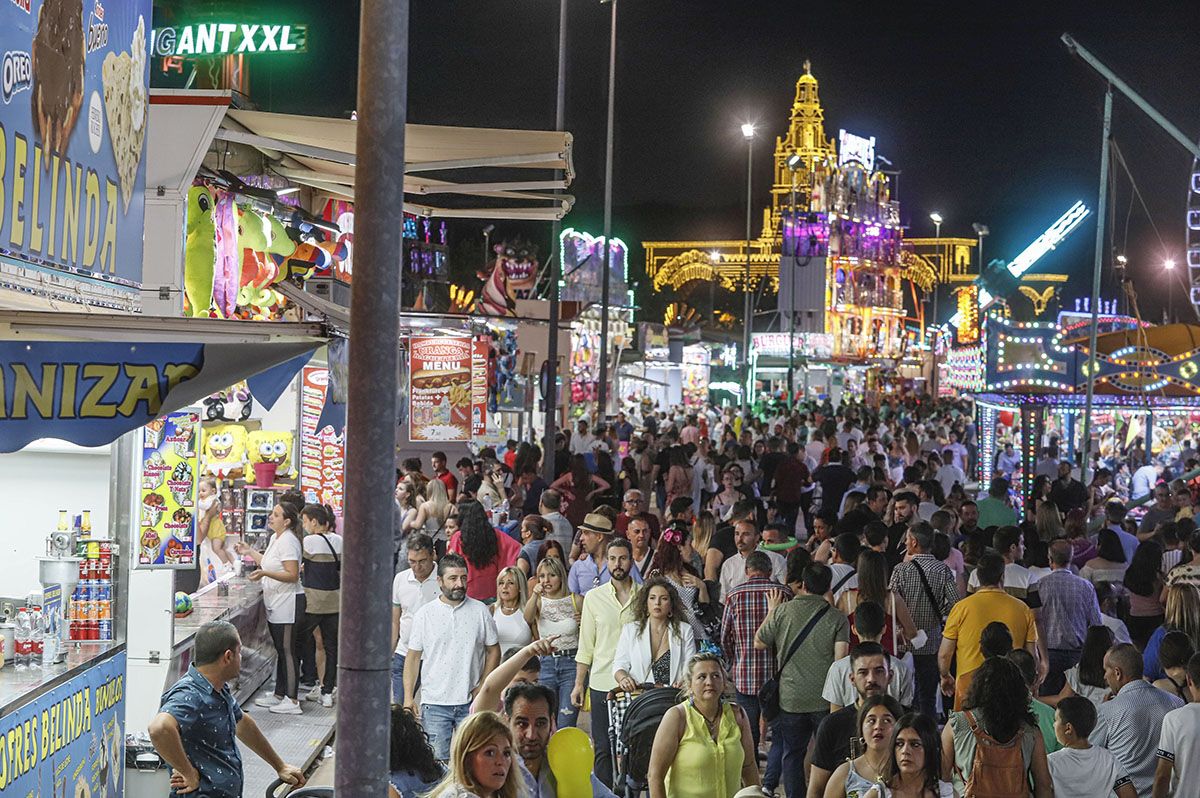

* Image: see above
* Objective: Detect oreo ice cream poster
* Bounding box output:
[0,0,151,287]
[137,410,199,569]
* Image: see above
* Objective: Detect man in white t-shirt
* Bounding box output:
[390,533,439,704]
[718,520,786,600]
[1048,695,1136,798]
[1153,653,1200,798]
[404,552,500,761]
[570,420,597,455]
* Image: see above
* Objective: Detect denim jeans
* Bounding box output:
[911,653,940,720]
[1043,648,1082,697]
[421,702,471,761]
[735,690,783,789]
[770,709,828,798]
[539,654,579,728]
[392,652,422,704]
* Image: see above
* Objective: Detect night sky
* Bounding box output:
[187,0,1200,322]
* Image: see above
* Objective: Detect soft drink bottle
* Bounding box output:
[13,607,30,670]
[29,605,43,669]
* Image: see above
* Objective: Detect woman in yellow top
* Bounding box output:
[647,652,759,798]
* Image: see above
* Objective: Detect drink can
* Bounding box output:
[77,581,90,604]
[69,618,80,640]
[87,541,100,560]
[99,555,112,580]
[98,619,112,641]
[97,600,111,620]
[75,540,88,559]
[95,583,110,603]
[86,620,98,641]
[99,541,112,557]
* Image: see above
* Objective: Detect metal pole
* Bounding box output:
[742,137,753,410]
[597,0,617,420]
[337,0,407,794]
[931,223,940,395]
[542,0,567,482]
[787,173,796,411]
[1081,84,1112,486]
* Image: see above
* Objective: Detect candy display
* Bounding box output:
[137,411,198,568]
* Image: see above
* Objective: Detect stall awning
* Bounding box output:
[217,109,575,221]
[0,312,326,453]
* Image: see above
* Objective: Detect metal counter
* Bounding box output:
[0,642,125,715]
[167,573,275,705]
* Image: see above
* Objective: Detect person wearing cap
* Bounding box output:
[568,513,644,596]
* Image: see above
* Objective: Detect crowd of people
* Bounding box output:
[153,396,1200,797]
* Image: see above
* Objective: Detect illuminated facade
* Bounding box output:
[643,62,908,360]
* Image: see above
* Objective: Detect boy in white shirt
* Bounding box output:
[1153,651,1200,798]
[1048,695,1136,798]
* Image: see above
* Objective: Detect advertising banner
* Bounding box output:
[409,336,472,442]
[299,365,344,511]
[0,650,126,796]
[0,340,317,453]
[471,337,488,437]
[0,0,153,287]
[137,410,198,568]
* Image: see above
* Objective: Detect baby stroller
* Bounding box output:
[616,687,680,798]
[267,779,334,797]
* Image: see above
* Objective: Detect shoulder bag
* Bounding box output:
[758,603,831,721]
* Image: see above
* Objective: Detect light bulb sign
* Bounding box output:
[838,129,876,171]
[151,23,308,57]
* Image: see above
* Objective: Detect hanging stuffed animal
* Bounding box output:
[183,185,216,317]
[212,191,241,318]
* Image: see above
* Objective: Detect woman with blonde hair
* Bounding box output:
[492,567,532,652]
[424,711,522,798]
[524,554,580,728]
[647,652,759,798]
[1144,582,1200,680]
[413,477,452,542]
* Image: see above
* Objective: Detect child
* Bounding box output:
[1047,696,1136,798]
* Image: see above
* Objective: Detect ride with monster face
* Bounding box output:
[477,240,538,316]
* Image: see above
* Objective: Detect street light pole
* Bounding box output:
[741,123,755,411]
[1165,258,1176,324]
[787,166,797,412]
[596,0,618,421]
[1081,84,1113,486]
[542,0,568,483]
[929,212,943,396]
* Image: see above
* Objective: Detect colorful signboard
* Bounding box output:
[0,650,126,796]
[750,332,834,359]
[838,129,876,171]
[409,336,473,442]
[138,410,199,568]
[151,22,307,56]
[471,337,489,437]
[1,0,153,287]
[299,366,344,511]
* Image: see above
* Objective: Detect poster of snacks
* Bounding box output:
[300,365,345,511]
[0,0,153,286]
[409,336,475,442]
[137,410,199,569]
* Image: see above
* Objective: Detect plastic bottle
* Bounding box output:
[13,607,30,670]
[29,605,43,669]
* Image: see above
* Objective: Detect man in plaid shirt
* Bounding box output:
[720,551,784,764]
[889,522,959,718]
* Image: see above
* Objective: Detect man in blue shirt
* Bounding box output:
[149,621,305,796]
[568,514,643,595]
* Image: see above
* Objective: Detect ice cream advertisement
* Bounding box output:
[137,410,198,568]
[0,0,153,287]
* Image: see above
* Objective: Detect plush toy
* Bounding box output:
[183,186,216,317]
[212,191,241,318]
[277,238,350,282]
[245,430,294,484]
[201,424,248,479]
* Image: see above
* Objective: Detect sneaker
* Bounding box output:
[298,682,318,694]
[304,685,323,702]
[321,693,334,709]
[254,694,283,708]
[269,697,303,715]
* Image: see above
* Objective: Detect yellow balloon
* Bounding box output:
[546,726,595,798]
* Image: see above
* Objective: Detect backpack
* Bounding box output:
[959,711,1027,798]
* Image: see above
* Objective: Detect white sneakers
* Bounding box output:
[254,694,283,708]
[321,693,334,709]
[269,697,303,715]
[304,685,336,708]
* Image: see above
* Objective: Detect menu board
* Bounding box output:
[409,336,473,442]
[299,365,345,511]
[137,411,199,568]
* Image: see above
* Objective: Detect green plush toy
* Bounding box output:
[184,186,216,317]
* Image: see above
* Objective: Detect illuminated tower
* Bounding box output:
[769,61,837,235]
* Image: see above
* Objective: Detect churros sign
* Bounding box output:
[408,336,475,442]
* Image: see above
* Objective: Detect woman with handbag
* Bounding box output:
[298,504,342,707]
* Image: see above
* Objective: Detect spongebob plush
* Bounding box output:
[201,424,248,479]
[246,431,294,484]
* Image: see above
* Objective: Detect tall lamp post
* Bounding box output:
[542,0,568,484]
[596,0,618,420]
[786,152,802,411]
[1165,258,1176,324]
[741,122,755,410]
[928,212,943,395]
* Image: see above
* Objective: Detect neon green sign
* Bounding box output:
[151,23,308,57]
